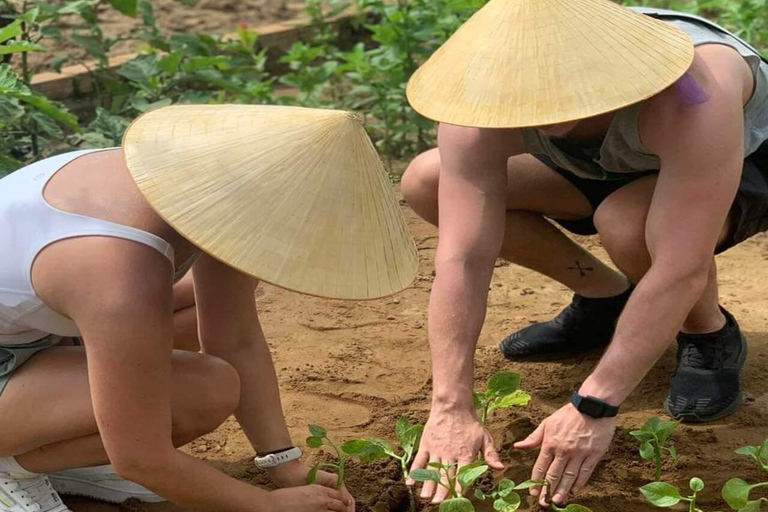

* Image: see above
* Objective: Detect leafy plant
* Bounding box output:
[474,478,544,512]
[306,424,348,490]
[473,372,531,424]
[734,440,768,473]
[410,461,488,512]
[630,417,679,482]
[641,478,723,512]
[722,479,768,512]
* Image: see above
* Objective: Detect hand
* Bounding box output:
[514,403,616,507]
[407,406,504,503]
[268,461,355,512]
[266,485,350,512]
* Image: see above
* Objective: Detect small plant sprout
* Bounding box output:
[341,417,423,510]
[410,461,489,512]
[630,417,679,481]
[734,439,768,473]
[473,372,532,424]
[474,479,544,512]
[535,482,594,512]
[306,424,348,489]
[641,478,722,512]
[722,478,768,511]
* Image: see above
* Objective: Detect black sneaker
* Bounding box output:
[665,307,747,423]
[499,286,633,361]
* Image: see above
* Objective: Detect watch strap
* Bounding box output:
[571,392,620,418]
[254,446,303,469]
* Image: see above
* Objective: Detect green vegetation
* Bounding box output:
[641,478,723,511]
[473,371,531,425]
[410,461,488,512]
[306,424,349,490]
[630,417,679,482]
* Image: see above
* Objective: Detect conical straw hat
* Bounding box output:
[122,104,419,300]
[407,0,695,128]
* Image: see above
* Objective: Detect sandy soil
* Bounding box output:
[10,0,305,74]
[60,187,768,512]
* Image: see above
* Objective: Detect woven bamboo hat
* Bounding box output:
[122,104,419,300]
[407,0,695,128]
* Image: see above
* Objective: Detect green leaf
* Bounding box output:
[640,482,683,507]
[491,390,532,410]
[667,444,678,461]
[107,0,138,16]
[0,153,23,176]
[400,425,423,461]
[690,477,705,492]
[0,42,46,55]
[159,51,184,74]
[0,20,22,45]
[340,438,392,462]
[309,425,327,438]
[474,489,486,501]
[307,463,320,484]
[118,55,162,83]
[396,417,412,441]
[739,499,766,512]
[473,391,485,410]
[70,34,107,60]
[722,479,754,510]
[640,441,655,461]
[630,431,655,443]
[439,497,475,512]
[493,495,520,512]
[12,93,79,131]
[130,96,172,113]
[409,469,441,483]
[513,480,545,490]
[173,0,199,5]
[561,506,594,512]
[58,0,96,15]
[307,436,324,448]
[736,446,760,457]
[486,372,521,397]
[655,421,679,445]
[457,461,488,492]
[758,440,768,465]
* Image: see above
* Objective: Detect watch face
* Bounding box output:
[578,397,606,418]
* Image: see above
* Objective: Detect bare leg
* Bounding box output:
[173,273,200,352]
[0,347,240,473]
[402,149,629,298]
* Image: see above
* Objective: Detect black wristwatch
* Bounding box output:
[571,392,620,419]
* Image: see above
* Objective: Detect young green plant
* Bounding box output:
[641,478,723,512]
[721,440,768,512]
[474,479,545,512]
[409,461,489,512]
[306,424,348,490]
[630,417,679,481]
[473,372,531,424]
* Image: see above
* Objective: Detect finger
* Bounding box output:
[455,457,475,497]
[432,459,454,504]
[552,457,584,505]
[541,455,569,507]
[572,455,601,494]
[514,421,546,450]
[408,449,430,486]
[315,485,344,501]
[340,487,355,512]
[529,447,554,497]
[420,456,439,500]
[483,434,505,470]
[324,496,346,512]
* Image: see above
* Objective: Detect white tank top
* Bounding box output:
[0,149,197,345]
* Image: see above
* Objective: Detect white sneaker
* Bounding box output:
[48,465,164,504]
[0,471,71,512]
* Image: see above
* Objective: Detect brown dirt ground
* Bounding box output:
[12,0,305,74]
[61,186,768,512]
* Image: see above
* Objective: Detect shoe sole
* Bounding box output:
[664,332,748,424]
[49,476,165,504]
[499,341,609,362]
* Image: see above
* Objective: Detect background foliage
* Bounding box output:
[0,0,765,178]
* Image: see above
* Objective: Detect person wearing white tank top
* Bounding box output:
[0,146,359,512]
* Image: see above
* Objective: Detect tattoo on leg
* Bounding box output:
[567,261,594,277]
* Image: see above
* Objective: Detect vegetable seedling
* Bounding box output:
[474,478,544,512]
[473,372,532,424]
[722,478,768,511]
[734,439,768,473]
[630,417,679,481]
[641,478,723,512]
[410,461,489,512]
[341,417,423,510]
[537,481,595,512]
[306,424,348,490]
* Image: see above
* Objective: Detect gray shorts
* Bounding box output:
[0,335,61,397]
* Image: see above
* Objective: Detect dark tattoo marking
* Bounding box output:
[568,261,594,277]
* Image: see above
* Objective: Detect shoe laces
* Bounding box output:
[680,339,725,371]
[4,475,62,512]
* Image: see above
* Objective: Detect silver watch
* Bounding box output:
[254,447,303,469]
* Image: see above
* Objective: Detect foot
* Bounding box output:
[499,286,633,361]
[48,465,164,504]
[665,307,747,423]
[0,471,71,512]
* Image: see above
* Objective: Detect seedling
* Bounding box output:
[537,482,595,512]
[641,478,722,512]
[473,372,532,424]
[734,439,768,473]
[306,424,348,490]
[722,479,768,511]
[341,417,423,510]
[410,461,489,512]
[630,417,679,481]
[474,478,544,512]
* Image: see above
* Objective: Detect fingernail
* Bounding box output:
[530,489,539,497]
[554,494,564,503]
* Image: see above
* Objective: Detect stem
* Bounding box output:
[654,445,663,482]
[481,403,490,424]
[689,491,697,512]
[327,439,346,489]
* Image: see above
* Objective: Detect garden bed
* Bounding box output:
[62,189,768,512]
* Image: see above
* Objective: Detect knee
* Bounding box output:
[172,353,240,441]
[401,149,440,218]
[594,201,650,276]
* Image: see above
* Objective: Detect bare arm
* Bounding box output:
[410,124,524,502]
